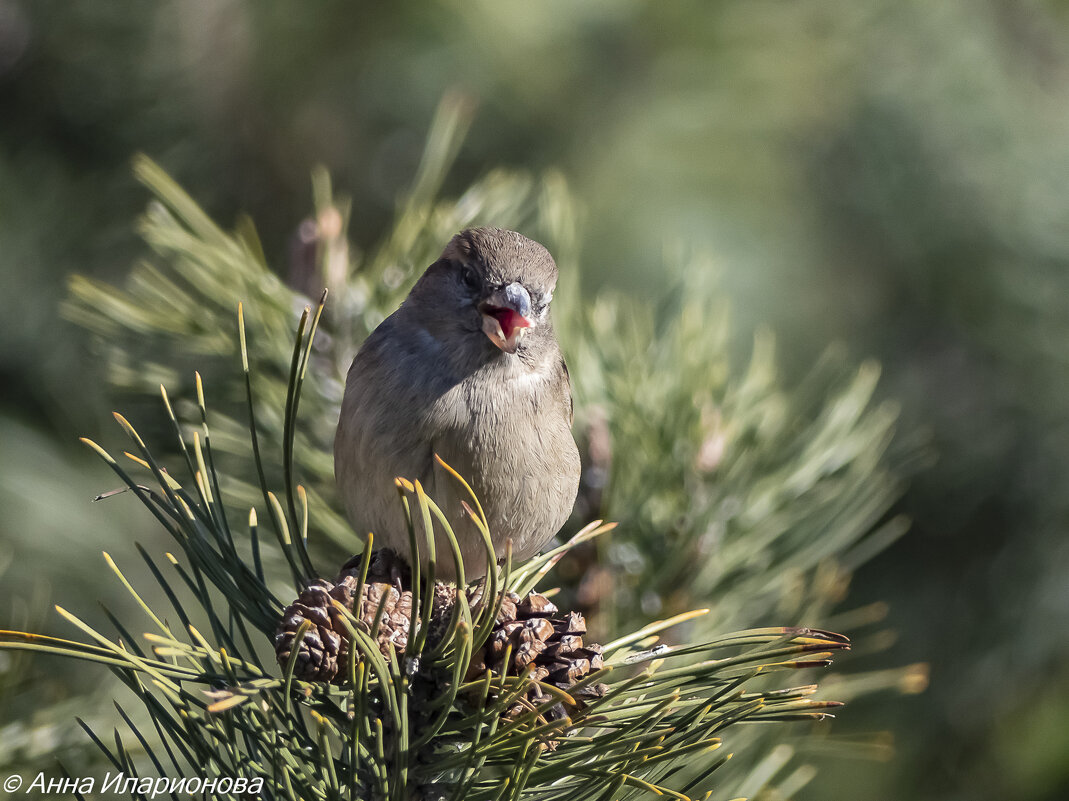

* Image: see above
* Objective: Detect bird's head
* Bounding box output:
[408,227,559,357]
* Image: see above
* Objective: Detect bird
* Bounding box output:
[334,227,581,583]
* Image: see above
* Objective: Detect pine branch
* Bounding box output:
[2,303,856,801]
[36,95,921,797]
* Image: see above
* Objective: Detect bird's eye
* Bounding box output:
[460,265,481,291]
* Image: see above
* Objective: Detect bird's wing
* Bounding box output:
[557,356,575,426]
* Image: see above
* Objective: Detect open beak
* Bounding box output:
[480,282,534,353]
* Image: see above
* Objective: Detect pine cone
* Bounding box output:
[336,552,414,652]
[467,590,610,726]
[274,550,415,684]
[274,579,350,682]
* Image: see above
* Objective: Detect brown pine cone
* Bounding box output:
[274,579,350,682]
[333,551,414,657]
[466,590,610,727]
[274,549,415,684]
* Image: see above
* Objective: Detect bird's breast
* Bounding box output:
[426,358,577,556]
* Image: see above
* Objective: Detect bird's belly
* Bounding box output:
[431,406,575,565]
[336,349,579,583]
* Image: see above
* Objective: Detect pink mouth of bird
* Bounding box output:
[482,305,533,352]
[486,306,531,340]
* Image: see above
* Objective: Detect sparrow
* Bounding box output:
[334,227,581,582]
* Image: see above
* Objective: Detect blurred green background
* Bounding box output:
[2,1,1069,799]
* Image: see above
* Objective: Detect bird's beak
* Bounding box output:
[480,282,534,354]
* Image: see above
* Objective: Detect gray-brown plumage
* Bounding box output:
[334,228,581,581]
